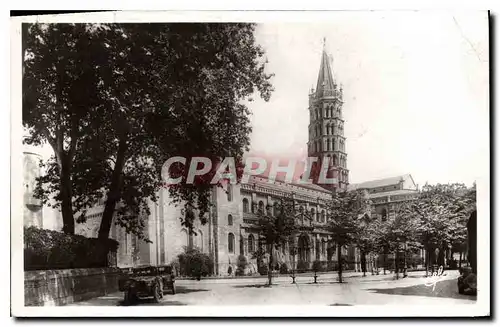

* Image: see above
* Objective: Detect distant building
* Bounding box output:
[23,151,43,228]
[348,174,419,220]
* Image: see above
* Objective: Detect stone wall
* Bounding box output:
[24,268,122,306]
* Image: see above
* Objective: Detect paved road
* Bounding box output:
[71,270,477,306]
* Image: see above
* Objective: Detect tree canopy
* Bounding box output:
[23,23,274,239]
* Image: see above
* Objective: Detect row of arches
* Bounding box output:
[310,138,346,154]
[297,205,327,224]
[242,198,280,216]
[243,198,329,224]
[312,122,344,138]
[313,104,342,120]
[339,171,349,183]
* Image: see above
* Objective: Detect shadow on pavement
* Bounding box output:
[367,279,477,300]
[174,286,209,294]
[118,286,208,306]
[330,303,353,306]
[233,284,272,289]
[119,299,187,306]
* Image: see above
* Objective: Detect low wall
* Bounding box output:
[25,267,122,306]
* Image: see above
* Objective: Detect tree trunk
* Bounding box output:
[60,161,75,234]
[268,245,273,286]
[337,243,343,283]
[98,138,127,240]
[395,250,399,280]
[459,252,462,268]
[425,246,430,277]
[361,251,367,277]
[383,250,386,275]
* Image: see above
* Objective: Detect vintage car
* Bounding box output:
[457,267,477,295]
[118,265,176,304]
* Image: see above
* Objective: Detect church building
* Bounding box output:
[22,44,422,275]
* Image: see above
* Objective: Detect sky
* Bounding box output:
[245,12,489,187]
[26,12,489,188]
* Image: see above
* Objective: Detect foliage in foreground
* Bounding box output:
[23,23,274,239]
[177,247,214,278]
[24,226,118,270]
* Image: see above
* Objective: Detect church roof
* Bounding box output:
[367,189,418,199]
[348,174,416,190]
[315,46,337,98]
[251,174,331,194]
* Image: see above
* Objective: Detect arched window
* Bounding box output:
[243,198,249,213]
[258,201,264,214]
[322,239,326,255]
[228,233,235,253]
[322,210,326,223]
[327,138,331,151]
[227,184,233,202]
[228,214,233,226]
[198,230,204,251]
[333,155,337,166]
[188,230,194,249]
[180,229,188,248]
[311,208,316,222]
[381,208,387,222]
[248,234,255,254]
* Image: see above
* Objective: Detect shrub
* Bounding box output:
[235,255,248,276]
[296,260,308,273]
[177,247,213,278]
[279,262,289,274]
[24,226,119,271]
[312,260,324,272]
[258,263,268,276]
[327,261,336,271]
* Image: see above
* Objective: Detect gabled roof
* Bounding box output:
[349,174,416,190]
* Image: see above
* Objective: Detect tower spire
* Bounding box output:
[315,42,336,98]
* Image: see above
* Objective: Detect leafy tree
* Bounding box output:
[326,190,368,283]
[250,199,298,285]
[375,201,421,279]
[414,183,476,274]
[355,213,379,277]
[23,23,274,239]
[23,24,113,234]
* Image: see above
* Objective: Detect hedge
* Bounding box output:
[177,247,214,278]
[24,226,119,271]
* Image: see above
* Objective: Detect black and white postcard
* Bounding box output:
[10,10,490,317]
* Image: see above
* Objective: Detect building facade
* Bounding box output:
[22,45,424,275]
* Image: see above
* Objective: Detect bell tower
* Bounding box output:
[307,40,349,190]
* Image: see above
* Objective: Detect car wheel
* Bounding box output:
[458,286,465,294]
[153,283,162,303]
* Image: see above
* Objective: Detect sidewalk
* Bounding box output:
[70,269,470,306]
